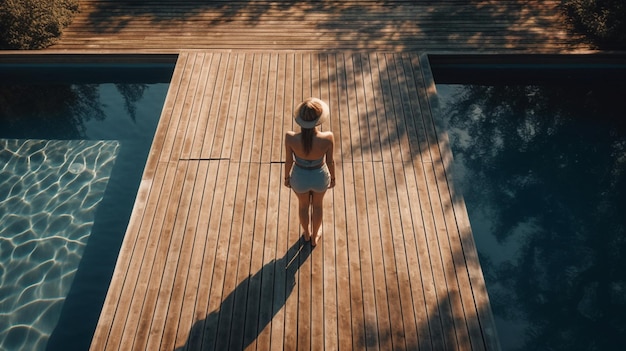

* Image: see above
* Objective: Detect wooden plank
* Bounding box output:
[419,56,500,350]
[344,54,362,162]
[332,161,352,351]
[372,162,406,350]
[172,159,220,350]
[160,52,202,162]
[279,53,295,164]
[404,160,443,350]
[383,53,414,163]
[143,160,200,351]
[389,54,439,350]
[391,54,424,161]
[62,19,574,33]
[213,161,249,350]
[342,160,367,350]
[350,54,372,162]
[254,163,280,350]
[392,55,438,349]
[296,52,313,351]
[269,163,292,351]
[308,52,325,351]
[317,52,339,351]
[362,160,392,351]
[129,160,191,350]
[382,159,415,351]
[352,158,379,349]
[357,53,383,162]
[183,159,229,350]
[199,52,229,159]
[248,53,271,164]
[241,54,262,162]
[228,161,259,350]
[326,54,343,162]
[331,54,364,349]
[208,53,237,160]
[374,53,403,163]
[241,162,270,351]
[414,54,494,350]
[407,53,480,350]
[366,53,393,163]
[219,54,252,160]
[259,53,279,164]
[199,160,240,350]
[282,53,300,348]
[269,53,287,163]
[180,52,212,160]
[141,52,189,180]
[88,51,188,351]
[187,52,220,160]
[111,160,185,350]
[86,51,503,351]
[335,54,353,162]
[239,52,262,163]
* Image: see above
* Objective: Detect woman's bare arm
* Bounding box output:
[326,132,336,188]
[284,133,294,187]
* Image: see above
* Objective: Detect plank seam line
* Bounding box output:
[179,158,231,161]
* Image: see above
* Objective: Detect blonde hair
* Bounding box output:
[298,98,323,154]
[297,98,324,123]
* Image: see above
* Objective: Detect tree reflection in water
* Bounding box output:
[439,83,626,350]
[0,83,148,139]
[115,83,148,123]
[0,79,164,350]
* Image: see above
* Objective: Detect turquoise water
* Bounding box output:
[0,139,119,350]
[436,74,626,350]
[0,65,171,351]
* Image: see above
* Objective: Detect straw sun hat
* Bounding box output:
[293,97,329,128]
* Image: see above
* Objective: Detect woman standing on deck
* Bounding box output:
[284,97,336,246]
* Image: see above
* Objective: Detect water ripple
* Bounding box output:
[0,139,119,351]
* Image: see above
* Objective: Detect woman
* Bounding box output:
[284,97,336,246]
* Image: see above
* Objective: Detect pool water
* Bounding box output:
[436,76,626,350]
[0,65,172,351]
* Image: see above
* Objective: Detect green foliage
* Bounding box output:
[0,0,79,49]
[562,0,626,49]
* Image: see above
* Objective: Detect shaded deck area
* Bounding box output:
[90,51,498,350]
[51,0,591,53]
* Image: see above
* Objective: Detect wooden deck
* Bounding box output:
[50,0,592,53]
[36,1,593,350]
[89,51,498,350]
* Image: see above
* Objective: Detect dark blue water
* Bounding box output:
[0,63,172,350]
[436,76,626,350]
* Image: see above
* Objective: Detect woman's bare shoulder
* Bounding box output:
[319,131,334,141]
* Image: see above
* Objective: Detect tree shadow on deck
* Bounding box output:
[79,0,585,51]
[83,0,300,32]
[175,237,312,351]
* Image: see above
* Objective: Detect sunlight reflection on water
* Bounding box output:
[0,139,119,351]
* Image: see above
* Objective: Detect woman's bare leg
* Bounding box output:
[310,190,327,246]
[295,191,312,240]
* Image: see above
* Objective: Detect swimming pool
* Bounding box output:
[0,59,173,350]
[433,56,626,350]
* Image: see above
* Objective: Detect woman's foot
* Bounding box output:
[311,233,322,247]
[303,232,311,242]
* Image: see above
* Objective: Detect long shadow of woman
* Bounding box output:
[176,237,312,351]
